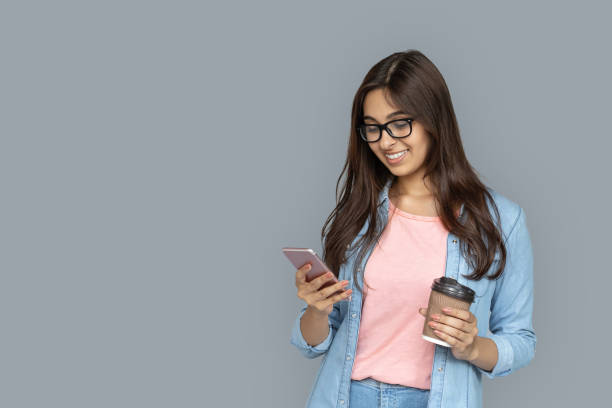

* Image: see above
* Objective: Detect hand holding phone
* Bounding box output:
[282,247,352,316]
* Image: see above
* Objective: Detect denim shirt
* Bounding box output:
[290,178,536,408]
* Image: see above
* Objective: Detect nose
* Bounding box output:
[378,127,397,149]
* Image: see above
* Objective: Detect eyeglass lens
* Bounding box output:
[359,119,412,142]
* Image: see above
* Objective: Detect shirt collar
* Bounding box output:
[379,178,393,206]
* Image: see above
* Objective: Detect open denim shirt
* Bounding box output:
[290,179,536,408]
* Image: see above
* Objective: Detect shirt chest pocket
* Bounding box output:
[456,253,500,305]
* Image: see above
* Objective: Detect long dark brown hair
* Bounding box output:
[321,50,507,296]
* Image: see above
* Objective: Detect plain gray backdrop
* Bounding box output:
[1,0,609,407]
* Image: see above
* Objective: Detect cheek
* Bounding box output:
[410,146,428,162]
[373,149,385,160]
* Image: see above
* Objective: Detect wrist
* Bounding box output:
[306,305,329,320]
[467,336,481,363]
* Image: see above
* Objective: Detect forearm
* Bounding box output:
[468,336,498,373]
[300,306,331,347]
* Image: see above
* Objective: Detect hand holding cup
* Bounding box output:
[418,306,479,362]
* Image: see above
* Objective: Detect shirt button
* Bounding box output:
[346,355,352,360]
[438,366,443,371]
[452,239,457,244]
[351,313,357,318]
[340,400,345,404]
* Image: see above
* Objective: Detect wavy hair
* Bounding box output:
[321,50,507,296]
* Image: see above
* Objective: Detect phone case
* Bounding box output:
[282,247,345,297]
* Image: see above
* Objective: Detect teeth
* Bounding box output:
[385,150,407,159]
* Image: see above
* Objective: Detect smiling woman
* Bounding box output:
[363,92,431,173]
[362,90,444,218]
[289,49,536,408]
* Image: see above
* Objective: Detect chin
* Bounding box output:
[389,165,414,176]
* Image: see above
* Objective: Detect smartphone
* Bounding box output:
[282,247,346,297]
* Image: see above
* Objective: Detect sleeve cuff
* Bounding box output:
[290,306,333,358]
[475,333,514,379]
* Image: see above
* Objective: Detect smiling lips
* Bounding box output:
[384,149,408,159]
[384,149,408,165]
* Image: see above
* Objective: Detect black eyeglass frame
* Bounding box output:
[357,118,415,143]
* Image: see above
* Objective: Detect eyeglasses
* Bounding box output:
[357,118,414,143]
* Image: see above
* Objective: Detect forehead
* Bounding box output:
[362,88,402,117]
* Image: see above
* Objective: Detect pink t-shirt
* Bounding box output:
[350,199,450,390]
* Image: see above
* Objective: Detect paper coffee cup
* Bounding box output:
[422,277,475,347]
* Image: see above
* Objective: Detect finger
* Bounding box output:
[295,263,312,286]
[442,307,475,324]
[308,271,336,292]
[319,287,353,308]
[418,307,427,316]
[429,320,469,342]
[433,329,459,347]
[318,280,349,299]
[432,314,472,333]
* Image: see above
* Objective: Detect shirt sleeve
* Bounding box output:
[476,207,537,379]
[290,235,348,359]
[289,303,342,359]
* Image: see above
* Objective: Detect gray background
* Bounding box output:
[1,0,608,406]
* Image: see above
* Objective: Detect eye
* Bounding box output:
[391,120,410,128]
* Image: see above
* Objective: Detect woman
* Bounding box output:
[290,50,536,408]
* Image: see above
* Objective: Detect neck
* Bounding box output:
[390,173,435,198]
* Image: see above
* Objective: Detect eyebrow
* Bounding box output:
[363,111,410,122]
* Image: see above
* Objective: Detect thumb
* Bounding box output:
[418,307,427,317]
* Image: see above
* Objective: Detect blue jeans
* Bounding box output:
[349,377,430,408]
